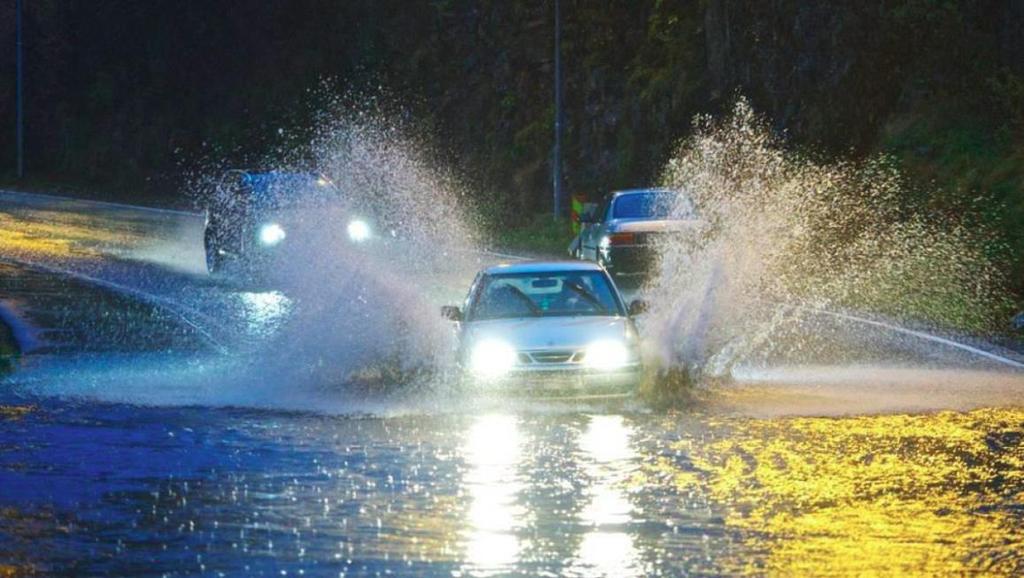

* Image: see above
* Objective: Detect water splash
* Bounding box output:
[204,104,487,397]
[0,101,494,410]
[645,99,1016,379]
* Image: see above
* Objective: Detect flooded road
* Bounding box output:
[3,402,1022,576]
[1,191,1024,576]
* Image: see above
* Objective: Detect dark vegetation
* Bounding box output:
[0,1,1021,303]
[0,315,17,375]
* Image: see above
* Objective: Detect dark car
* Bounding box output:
[569,188,697,284]
[203,170,375,274]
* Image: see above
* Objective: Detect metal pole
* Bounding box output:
[552,0,562,218]
[15,0,24,179]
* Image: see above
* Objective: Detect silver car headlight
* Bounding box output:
[258,222,286,246]
[584,340,631,371]
[347,219,371,243]
[469,339,517,377]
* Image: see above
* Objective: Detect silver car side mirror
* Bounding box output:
[628,299,649,316]
[441,305,463,321]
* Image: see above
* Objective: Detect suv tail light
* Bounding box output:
[602,232,636,247]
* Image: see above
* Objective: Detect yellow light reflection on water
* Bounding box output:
[461,414,524,576]
[0,213,96,259]
[0,210,150,260]
[664,407,1024,576]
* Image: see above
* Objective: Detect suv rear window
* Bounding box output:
[613,191,686,219]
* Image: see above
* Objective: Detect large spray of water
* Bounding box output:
[645,100,1015,381]
[7,96,1020,415]
[8,103,491,413]
[218,106,489,400]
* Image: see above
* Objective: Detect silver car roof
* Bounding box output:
[609,187,679,196]
[482,260,606,276]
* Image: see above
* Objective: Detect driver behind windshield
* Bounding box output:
[471,272,622,320]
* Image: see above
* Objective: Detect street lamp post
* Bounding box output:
[15,0,24,179]
[552,0,563,218]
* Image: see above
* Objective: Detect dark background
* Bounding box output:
[0,0,1022,291]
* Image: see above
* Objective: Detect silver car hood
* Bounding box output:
[464,316,631,351]
[606,218,699,234]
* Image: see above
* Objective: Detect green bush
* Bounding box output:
[0,317,18,376]
[484,213,575,257]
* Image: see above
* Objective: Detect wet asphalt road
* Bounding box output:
[1,190,1024,576]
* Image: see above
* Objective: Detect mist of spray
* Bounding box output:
[15,100,496,411]
[234,104,489,398]
[11,96,1019,413]
[644,99,1013,378]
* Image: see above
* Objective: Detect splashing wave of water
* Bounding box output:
[644,99,1016,381]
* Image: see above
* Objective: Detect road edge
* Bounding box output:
[0,256,228,355]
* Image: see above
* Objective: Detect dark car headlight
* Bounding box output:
[347,219,372,242]
[258,223,287,246]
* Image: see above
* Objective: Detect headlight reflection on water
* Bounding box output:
[575,415,641,577]
[459,414,643,577]
[462,415,524,574]
[235,290,293,338]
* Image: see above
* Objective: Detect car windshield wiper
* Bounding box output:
[565,282,608,314]
[506,286,542,316]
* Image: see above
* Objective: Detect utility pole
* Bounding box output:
[552,0,563,218]
[15,0,24,179]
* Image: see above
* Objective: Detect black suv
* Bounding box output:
[203,170,372,274]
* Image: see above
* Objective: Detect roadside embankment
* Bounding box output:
[0,260,215,357]
[0,306,17,377]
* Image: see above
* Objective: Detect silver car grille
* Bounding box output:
[518,350,585,365]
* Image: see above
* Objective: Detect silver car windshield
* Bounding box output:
[469,271,624,320]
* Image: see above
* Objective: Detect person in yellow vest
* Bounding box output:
[567,193,588,257]
[570,194,586,235]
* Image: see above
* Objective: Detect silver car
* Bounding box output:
[442,261,647,395]
[570,188,698,285]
